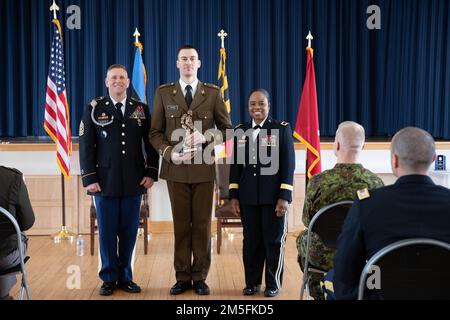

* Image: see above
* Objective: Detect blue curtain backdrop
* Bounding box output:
[1,0,449,138]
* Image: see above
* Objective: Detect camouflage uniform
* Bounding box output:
[296,163,384,299]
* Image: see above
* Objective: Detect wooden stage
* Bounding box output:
[11,231,303,300]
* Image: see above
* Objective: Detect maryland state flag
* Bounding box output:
[216,46,233,159]
[218,47,230,113]
[294,46,321,179]
[131,37,147,103]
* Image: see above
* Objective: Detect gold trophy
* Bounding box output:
[181,110,202,154]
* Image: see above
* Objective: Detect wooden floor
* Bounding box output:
[11,230,303,300]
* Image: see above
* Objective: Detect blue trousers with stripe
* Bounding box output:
[240,204,288,290]
[94,195,141,283]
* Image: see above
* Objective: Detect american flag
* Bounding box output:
[44,19,71,177]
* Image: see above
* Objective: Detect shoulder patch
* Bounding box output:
[203,83,220,90]
[90,96,106,107]
[159,83,175,89]
[357,188,370,200]
[79,120,85,136]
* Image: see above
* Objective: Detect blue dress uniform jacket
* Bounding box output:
[229,117,295,205]
[79,96,159,197]
[333,175,450,300]
[228,117,295,290]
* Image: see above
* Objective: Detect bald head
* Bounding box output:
[391,127,435,174]
[335,121,365,152]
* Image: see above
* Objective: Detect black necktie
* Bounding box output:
[115,102,123,120]
[253,125,262,130]
[185,85,193,108]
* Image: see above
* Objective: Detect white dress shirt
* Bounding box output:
[179,78,199,98]
[251,116,268,141]
[110,96,127,115]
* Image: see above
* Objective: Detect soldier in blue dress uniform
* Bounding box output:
[229,88,295,297]
[79,64,159,296]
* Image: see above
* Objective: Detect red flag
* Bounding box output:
[44,19,72,177]
[294,47,321,179]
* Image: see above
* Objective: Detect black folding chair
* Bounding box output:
[358,238,450,300]
[0,207,31,300]
[300,200,353,300]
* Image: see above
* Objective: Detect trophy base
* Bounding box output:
[182,145,202,154]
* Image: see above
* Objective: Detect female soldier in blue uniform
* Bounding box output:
[229,89,295,297]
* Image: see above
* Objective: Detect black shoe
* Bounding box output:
[193,280,210,295]
[243,285,261,296]
[170,281,192,295]
[99,282,116,296]
[118,281,141,293]
[264,288,279,297]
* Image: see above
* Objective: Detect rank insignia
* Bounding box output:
[79,120,84,136]
[357,188,370,200]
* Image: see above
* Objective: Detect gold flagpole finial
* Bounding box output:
[306,31,314,48]
[133,28,141,43]
[217,29,228,49]
[50,0,60,20]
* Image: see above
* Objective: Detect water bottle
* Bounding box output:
[76,235,84,256]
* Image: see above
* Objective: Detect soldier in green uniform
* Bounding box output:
[150,45,232,295]
[296,121,384,300]
[0,166,35,300]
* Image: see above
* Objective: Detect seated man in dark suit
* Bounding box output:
[333,127,450,299]
[0,166,35,300]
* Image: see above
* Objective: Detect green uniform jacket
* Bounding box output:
[297,163,384,270]
[150,81,232,183]
[0,166,35,258]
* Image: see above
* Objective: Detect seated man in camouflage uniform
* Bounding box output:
[296,121,384,300]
